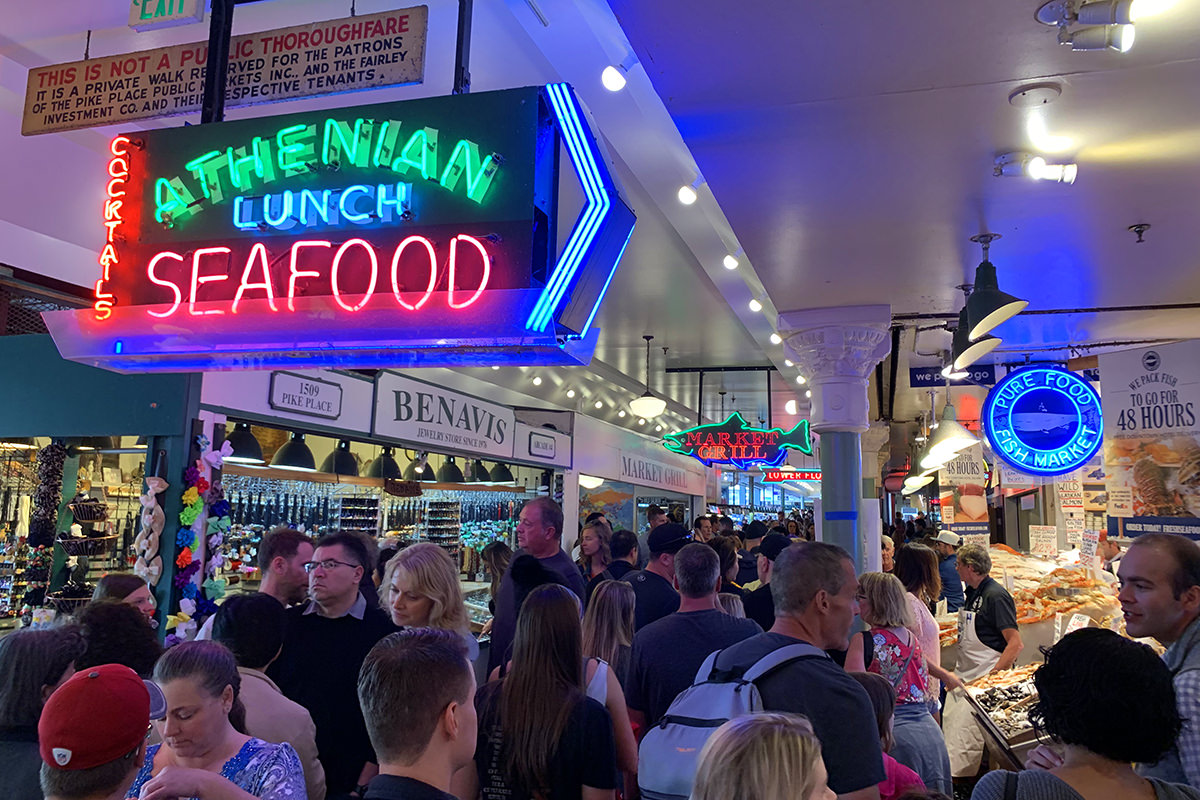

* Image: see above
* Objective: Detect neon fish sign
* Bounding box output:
[662,413,814,469]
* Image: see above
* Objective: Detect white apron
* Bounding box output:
[943,605,1002,777]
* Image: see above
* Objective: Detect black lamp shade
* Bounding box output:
[437,456,465,483]
[403,457,434,481]
[951,307,1001,371]
[966,261,1027,341]
[271,432,316,471]
[468,459,491,482]
[224,423,264,464]
[490,462,515,484]
[366,447,403,479]
[320,439,359,476]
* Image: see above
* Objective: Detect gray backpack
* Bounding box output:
[636,642,827,800]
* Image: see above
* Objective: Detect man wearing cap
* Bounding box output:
[742,533,793,631]
[38,664,166,800]
[736,520,768,586]
[623,523,689,631]
[626,543,762,729]
[1100,531,1124,574]
[935,531,965,612]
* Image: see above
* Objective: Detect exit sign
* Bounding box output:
[130,0,205,32]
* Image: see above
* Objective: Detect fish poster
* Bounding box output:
[1100,341,1200,539]
[938,445,991,537]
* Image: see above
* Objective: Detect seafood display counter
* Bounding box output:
[961,665,1041,770]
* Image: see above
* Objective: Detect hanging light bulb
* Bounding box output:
[965,233,1028,341]
[629,334,667,418]
[951,306,1001,371]
[926,401,980,461]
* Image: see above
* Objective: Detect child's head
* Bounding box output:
[849,672,896,752]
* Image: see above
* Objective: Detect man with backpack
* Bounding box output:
[625,543,761,731]
[639,541,884,800]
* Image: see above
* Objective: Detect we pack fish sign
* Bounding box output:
[662,413,814,470]
[43,85,635,372]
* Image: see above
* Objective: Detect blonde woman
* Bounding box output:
[692,713,834,800]
[579,579,640,791]
[382,542,478,660]
[576,519,613,582]
[846,571,952,795]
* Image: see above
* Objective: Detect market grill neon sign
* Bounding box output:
[982,366,1103,477]
[662,413,814,470]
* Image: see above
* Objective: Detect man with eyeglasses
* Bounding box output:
[269,532,399,800]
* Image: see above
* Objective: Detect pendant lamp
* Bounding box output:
[489,462,515,485]
[965,234,1028,341]
[224,423,265,465]
[271,432,316,471]
[366,446,403,479]
[629,334,667,419]
[951,307,1000,371]
[403,452,433,481]
[320,439,359,476]
[926,402,980,461]
[0,437,37,450]
[467,459,491,483]
[437,456,465,483]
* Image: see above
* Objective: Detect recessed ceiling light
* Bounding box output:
[601,65,627,92]
[566,389,576,398]
[723,254,739,270]
[637,418,646,425]
[655,425,663,432]
[785,399,798,415]
[491,365,500,370]
[618,410,626,418]
[796,375,807,385]
[805,390,812,398]
[748,299,763,313]
[769,333,782,345]
[677,184,698,205]
[532,376,542,386]
[594,401,603,409]
[785,359,794,367]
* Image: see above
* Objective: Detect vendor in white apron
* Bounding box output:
[942,543,1023,779]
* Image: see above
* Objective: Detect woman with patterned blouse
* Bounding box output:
[127,641,304,800]
[845,571,952,796]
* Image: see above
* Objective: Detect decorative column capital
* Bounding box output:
[779,305,892,434]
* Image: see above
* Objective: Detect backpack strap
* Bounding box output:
[1003,771,1018,800]
[694,649,722,684]
[742,643,828,682]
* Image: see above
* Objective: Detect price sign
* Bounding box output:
[1029,525,1058,557]
[963,534,991,549]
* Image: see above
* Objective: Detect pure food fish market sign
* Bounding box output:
[982,366,1103,477]
[42,85,635,372]
[662,413,814,470]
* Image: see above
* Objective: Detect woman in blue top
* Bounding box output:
[127,641,304,800]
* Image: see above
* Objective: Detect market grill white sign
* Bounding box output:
[618,450,692,492]
[374,372,515,459]
[1100,341,1200,538]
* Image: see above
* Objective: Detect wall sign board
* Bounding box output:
[662,413,813,470]
[373,371,515,459]
[43,84,636,372]
[268,371,343,419]
[982,366,1103,477]
[25,8,427,135]
[129,0,205,32]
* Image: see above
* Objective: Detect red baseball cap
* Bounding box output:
[39,664,165,770]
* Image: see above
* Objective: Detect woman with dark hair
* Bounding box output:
[972,629,1200,799]
[708,535,746,597]
[75,599,163,677]
[893,544,962,713]
[469,584,617,800]
[786,518,801,537]
[92,572,156,622]
[0,626,87,800]
[126,641,305,799]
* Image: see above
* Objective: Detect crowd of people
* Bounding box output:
[3,499,1200,800]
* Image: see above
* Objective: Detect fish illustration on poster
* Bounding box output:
[1100,341,1200,539]
[938,445,991,537]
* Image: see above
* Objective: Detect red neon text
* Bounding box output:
[763,469,821,483]
[95,136,131,321]
[142,235,493,318]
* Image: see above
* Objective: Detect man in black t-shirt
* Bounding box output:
[626,543,761,729]
[742,532,792,631]
[713,542,885,799]
[736,520,767,586]
[623,524,689,630]
[359,629,477,800]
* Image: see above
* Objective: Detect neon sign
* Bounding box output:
[763,468,821,483]
[662,413,814,470]
[47,85,636,372]
[982,366,1103,477]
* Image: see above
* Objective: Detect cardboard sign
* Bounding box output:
[963,533,991,549]
[1080,529,1101,563]
[1029,525,1058,557]
[24,7,428,135]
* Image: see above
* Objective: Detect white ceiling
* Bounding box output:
[3,0,1198,439]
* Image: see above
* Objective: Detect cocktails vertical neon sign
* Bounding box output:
[96,135,131,321]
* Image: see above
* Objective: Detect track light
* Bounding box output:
[629,334,667,418]
[965,234,1027,341]
[994,152,1077,184]
[678,176,703,205]
[1075,0,1173,24]
[1064,22,1135,51]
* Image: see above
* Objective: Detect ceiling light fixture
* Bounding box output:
[655,425,663,432]
[594,400,604,409]
[748,298,763,313]
[1075,0,1174,24]
[769,333,783,345]
[271,432,316,472]
[994,152,1078,184]
[491,365,500,370]
[437,456,465,483]
[805,390,812,398]
[618,410,627,418]
[579,474,605,490]
[366,446,403,479]
[629,334,667,418]
[637,418,646,425]
[467,459,491,483]
[320,439,359,476]
[950,306,1000,371]
[795,375,806,385]
[532,376,542,386]
[926,401,980,462]
[784,359,794,367]
[224,422,264,465]
[489,462,515,485]
[1037,0,1139,51]
[566,389,576,398]
[601,54,638,92]
[677,176,703,205]
[940,349,969,381]
[965,233,1028,341]
[785,399,798,415]
[723,254,739,270]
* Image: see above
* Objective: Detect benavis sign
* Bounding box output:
[982,366,1103,477]
[42,85,635,373]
